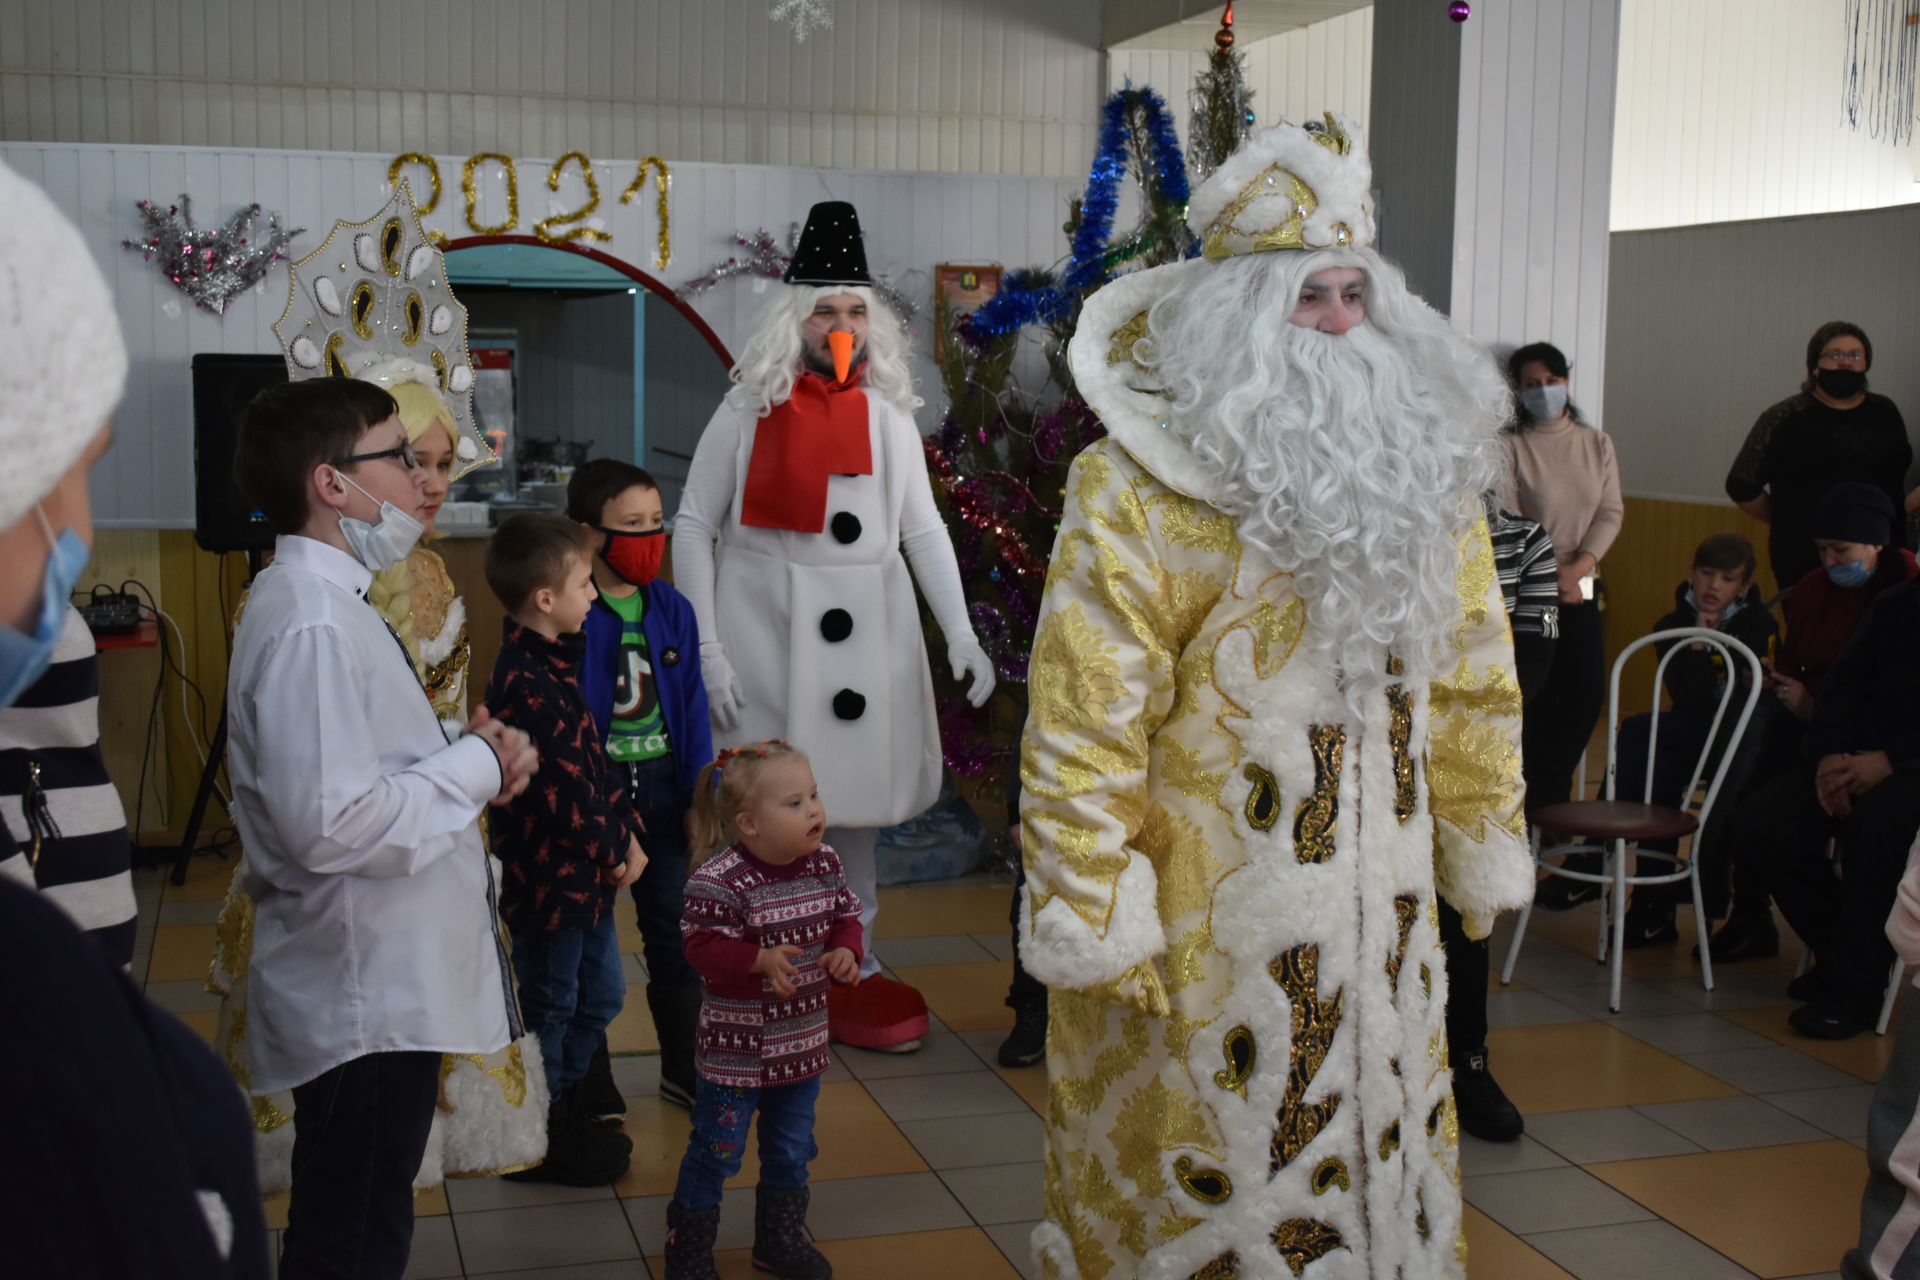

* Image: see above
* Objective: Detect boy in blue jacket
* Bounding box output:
[567,459,713,1113]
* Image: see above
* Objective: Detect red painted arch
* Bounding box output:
[440,234,733,369]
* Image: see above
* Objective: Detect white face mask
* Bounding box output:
[335,471,424,572]
[1522,384,1569,422]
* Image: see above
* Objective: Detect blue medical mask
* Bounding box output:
[1521,384,1568,422]
[0,510,89,708]
[1682,587,1743,623]
[1827,558,1873,588]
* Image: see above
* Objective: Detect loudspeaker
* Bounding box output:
[192,353,286,554]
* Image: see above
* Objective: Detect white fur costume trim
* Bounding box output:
[1020,852,1165,991]
[247,1035,550,1196]
[1187,114,1376,254]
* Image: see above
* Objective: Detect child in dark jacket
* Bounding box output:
[1538,533,1778,945]
[567,459,713,1117]
[665,740,861,1280]
[482,512,648,1186]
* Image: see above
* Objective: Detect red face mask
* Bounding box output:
[599,527,665,585]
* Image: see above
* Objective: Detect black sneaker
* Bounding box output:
[998,1002,1047,1067]
[503,1099,630,1185]
[1788,990,1881,1040]
[1453,1047,1523,1142]
[1621,900,1678,950]
[1787,968,1823,1003]
[1533,853,1604,911]
[1695,910,1780,964]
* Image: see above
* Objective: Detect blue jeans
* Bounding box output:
[625,755,697,989]
[511,913,626,1097]
[672,1076,821,1211]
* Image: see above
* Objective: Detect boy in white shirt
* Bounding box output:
[227,377,539,1280]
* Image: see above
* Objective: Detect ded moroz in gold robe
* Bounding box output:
[1018,438,1534,1280]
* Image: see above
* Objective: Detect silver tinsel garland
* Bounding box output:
[677,225,919,324]
[771,0,833,41]
[122,195,301,315]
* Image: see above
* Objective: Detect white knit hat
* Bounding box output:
[0,158,128,531]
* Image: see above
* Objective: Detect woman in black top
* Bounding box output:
[1725,321,1913,589]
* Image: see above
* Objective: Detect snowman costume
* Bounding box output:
[673,202,994,1047]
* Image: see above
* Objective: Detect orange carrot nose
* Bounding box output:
[828,330,854,384]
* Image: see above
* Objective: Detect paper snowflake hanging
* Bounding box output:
[771,0,832,41]
[122,195,302,315]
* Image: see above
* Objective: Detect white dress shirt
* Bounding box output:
[228,535,515,1094]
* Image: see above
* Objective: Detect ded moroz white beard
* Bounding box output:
[1136,247,1511,703]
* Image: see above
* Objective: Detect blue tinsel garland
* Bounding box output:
[959,86,1192,343]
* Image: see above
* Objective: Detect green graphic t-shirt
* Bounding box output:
[601,589,672,762]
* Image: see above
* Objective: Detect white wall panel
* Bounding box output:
[1452,0,1618,429]
[1,141,1081,528]
[1105,7,1374,148]
[1606,204,1920,503]
[0,0,1104,177]
[1613,0,1919,231]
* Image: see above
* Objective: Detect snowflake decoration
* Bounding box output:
[122,195,302,315]
[771,0,832,41]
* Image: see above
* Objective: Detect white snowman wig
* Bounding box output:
[727,283,921,419]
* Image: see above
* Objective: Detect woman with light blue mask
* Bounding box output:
[1503,340,1626,910]
[0,158,268,1275]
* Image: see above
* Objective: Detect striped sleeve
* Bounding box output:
[0,608,136,968]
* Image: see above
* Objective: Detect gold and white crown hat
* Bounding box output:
[1067,112,1375,497]
[271,180,495,479]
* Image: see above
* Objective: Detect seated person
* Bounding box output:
[1707,482,1918,960]
[1616,534,1777,947]
[1727,572,1920,1040]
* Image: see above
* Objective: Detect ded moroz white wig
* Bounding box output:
[727,284,921,419]
[1135,244,1511,699]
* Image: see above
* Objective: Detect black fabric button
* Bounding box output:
[832,689,866,720]
[820,609,853,642]
[830,512,862,544]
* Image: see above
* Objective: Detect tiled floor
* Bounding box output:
[136,857,1879,1279]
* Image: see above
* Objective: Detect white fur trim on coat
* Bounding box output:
[1019,852,1164,991]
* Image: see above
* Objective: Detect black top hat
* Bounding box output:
[785,201,872,287]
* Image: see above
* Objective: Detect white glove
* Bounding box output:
[948,635,997,708]
[701,641,745,732]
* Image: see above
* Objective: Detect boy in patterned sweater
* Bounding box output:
[481,512,648,1187]
[666,741,862,1280]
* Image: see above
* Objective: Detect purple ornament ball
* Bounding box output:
[1448,0,1470,20]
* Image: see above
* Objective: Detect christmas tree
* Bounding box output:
[920,84,1194,795]
[1187,1,1257,181]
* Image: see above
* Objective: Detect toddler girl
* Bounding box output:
[665,741,862,1280]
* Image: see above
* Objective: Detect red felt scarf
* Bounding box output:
[740,370,873,533]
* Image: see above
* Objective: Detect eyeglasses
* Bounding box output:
[1819,350,1868,365]
[332,440,420,471]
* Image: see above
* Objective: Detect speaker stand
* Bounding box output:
[169,548,264,887]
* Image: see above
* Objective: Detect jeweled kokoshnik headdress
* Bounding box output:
[272,181,496,479]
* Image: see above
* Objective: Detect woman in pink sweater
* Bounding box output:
[1504,341,1625,910]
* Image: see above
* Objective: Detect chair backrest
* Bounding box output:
[1599,627,1763,838]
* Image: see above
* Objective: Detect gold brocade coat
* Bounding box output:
[1018,440,1533,1280]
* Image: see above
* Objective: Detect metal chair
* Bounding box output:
[1501,628,1763,1012]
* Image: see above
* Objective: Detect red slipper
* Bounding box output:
[828,973,930,1052]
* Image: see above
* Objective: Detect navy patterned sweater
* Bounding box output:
[482,620,646,933]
